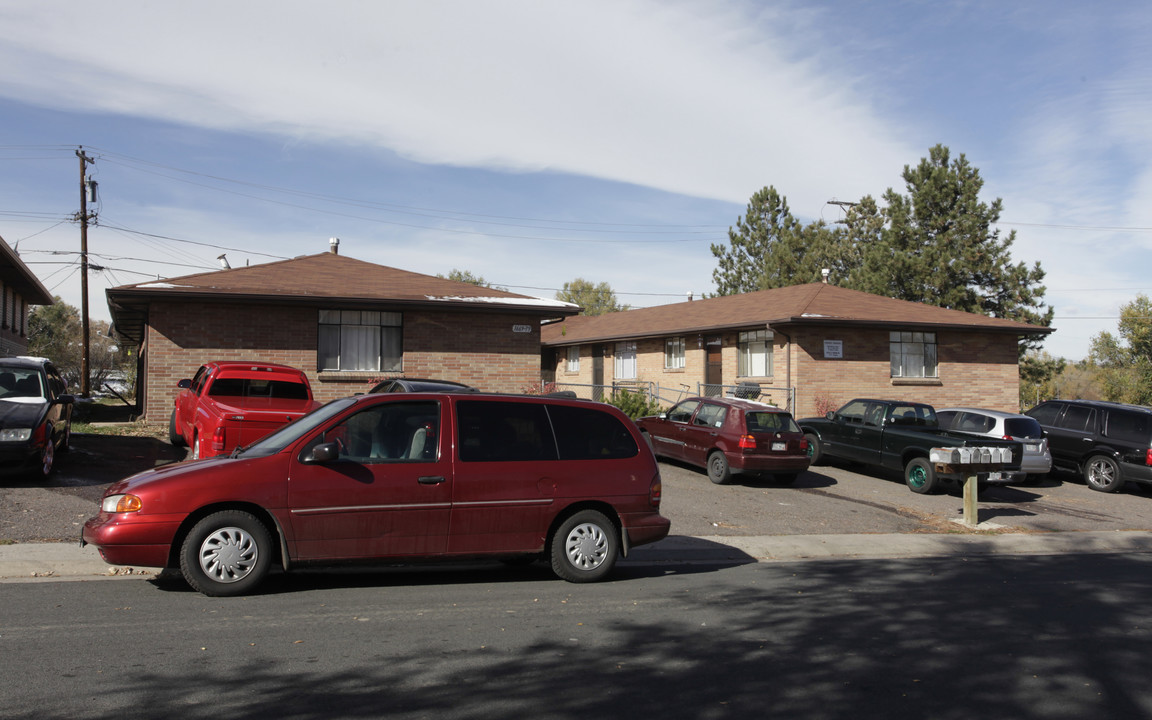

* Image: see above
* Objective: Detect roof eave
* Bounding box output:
[769,316,1054,335]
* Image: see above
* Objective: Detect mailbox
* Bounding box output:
[930,445,1013,527]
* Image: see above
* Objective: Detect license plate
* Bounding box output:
[1026,443,1039,452]
[771,442,786,451]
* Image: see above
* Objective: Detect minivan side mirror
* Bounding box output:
[302,441,340,464]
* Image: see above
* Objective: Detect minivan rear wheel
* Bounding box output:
[550,510,618,583]
[1085,455,1124,493]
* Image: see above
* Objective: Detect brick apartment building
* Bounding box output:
[0,235,53,357]
[106,247,578,422]
[540,282,1051,417]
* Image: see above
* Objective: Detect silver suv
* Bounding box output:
[936,407,1052,483]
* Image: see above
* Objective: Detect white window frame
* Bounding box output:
[614,341,637,380]
[318,309,403,372]
[566,346,580,372]
[738,330,773,377]
[890,331,938,378]
[664,337,686,369]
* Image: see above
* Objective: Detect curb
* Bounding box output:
[5,530,1152,583]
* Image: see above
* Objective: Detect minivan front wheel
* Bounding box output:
[550,510,618,583]
[180,510,272,597]
[1085,455,1124,493]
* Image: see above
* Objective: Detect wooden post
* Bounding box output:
[963,473,979,526]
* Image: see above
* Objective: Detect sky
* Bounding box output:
[1,0,1150,361]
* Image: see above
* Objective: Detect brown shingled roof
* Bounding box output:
[107,253,577,343]
[541,282,1051,346]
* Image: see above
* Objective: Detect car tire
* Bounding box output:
[36,423,55,478]
[168,410,186,447]
[905,457,939,494]
[1085,454,1124,493]
[180,510,272,597]
[707,451,732,484]
[805,433,823,465]
[549,509,619,583]
[58,420,71,453]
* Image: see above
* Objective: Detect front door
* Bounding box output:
[287,398,452,560]
[705,337,723,395]
[592,344,604,401]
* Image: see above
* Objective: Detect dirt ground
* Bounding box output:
[0,432,185,543]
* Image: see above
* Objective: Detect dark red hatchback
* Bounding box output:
[636,396,810,485]
[83,392,669,596]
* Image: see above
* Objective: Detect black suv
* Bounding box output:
[1025,399,1152,493]
[0,356,74,477]
[369,378,478,394]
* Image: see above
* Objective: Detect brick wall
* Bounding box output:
[789,326,1020,417]
[549,324,1021,416]
[142,302,547,422]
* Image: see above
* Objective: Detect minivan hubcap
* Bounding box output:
[199,527,258,583]
[565,523,608,570]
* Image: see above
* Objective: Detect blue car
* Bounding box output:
[0,356,74,478]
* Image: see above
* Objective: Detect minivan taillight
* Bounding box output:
[649,472,662,508]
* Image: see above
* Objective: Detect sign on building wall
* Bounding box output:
[824,340,843,359]
[512,325,532,333]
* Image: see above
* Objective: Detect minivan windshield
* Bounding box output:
[237,397,357,457]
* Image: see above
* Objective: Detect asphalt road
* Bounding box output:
[4,551,1152,719]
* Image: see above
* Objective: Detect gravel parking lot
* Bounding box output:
[4,431,1152,544]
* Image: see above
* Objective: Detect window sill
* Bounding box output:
[891,377,942,386]
[317,371,384,383]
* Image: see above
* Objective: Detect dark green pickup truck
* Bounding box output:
[798,398,1023,494]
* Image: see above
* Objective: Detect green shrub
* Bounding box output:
[607,389,664,419]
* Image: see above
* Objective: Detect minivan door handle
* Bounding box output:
[418,476,446,485]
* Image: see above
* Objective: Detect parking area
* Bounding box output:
[4,431,1152,544]
[657,458,1152,538]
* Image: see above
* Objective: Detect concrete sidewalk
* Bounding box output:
[5,530,1152,583]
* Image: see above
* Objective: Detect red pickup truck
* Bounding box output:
[168,361,320,460]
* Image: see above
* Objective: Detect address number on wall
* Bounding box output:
[512,325,532,333]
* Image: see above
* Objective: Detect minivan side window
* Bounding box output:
[320,400,440,463]
[457,401,559,462]
[547,405,638,460]
[1105,410,1152,444]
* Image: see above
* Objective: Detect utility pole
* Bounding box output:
[76,146,96,398]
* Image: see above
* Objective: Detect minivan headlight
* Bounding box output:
[0,428,32,442]
[102,494,143,513]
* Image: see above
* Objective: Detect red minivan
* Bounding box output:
[83,392,670,596]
